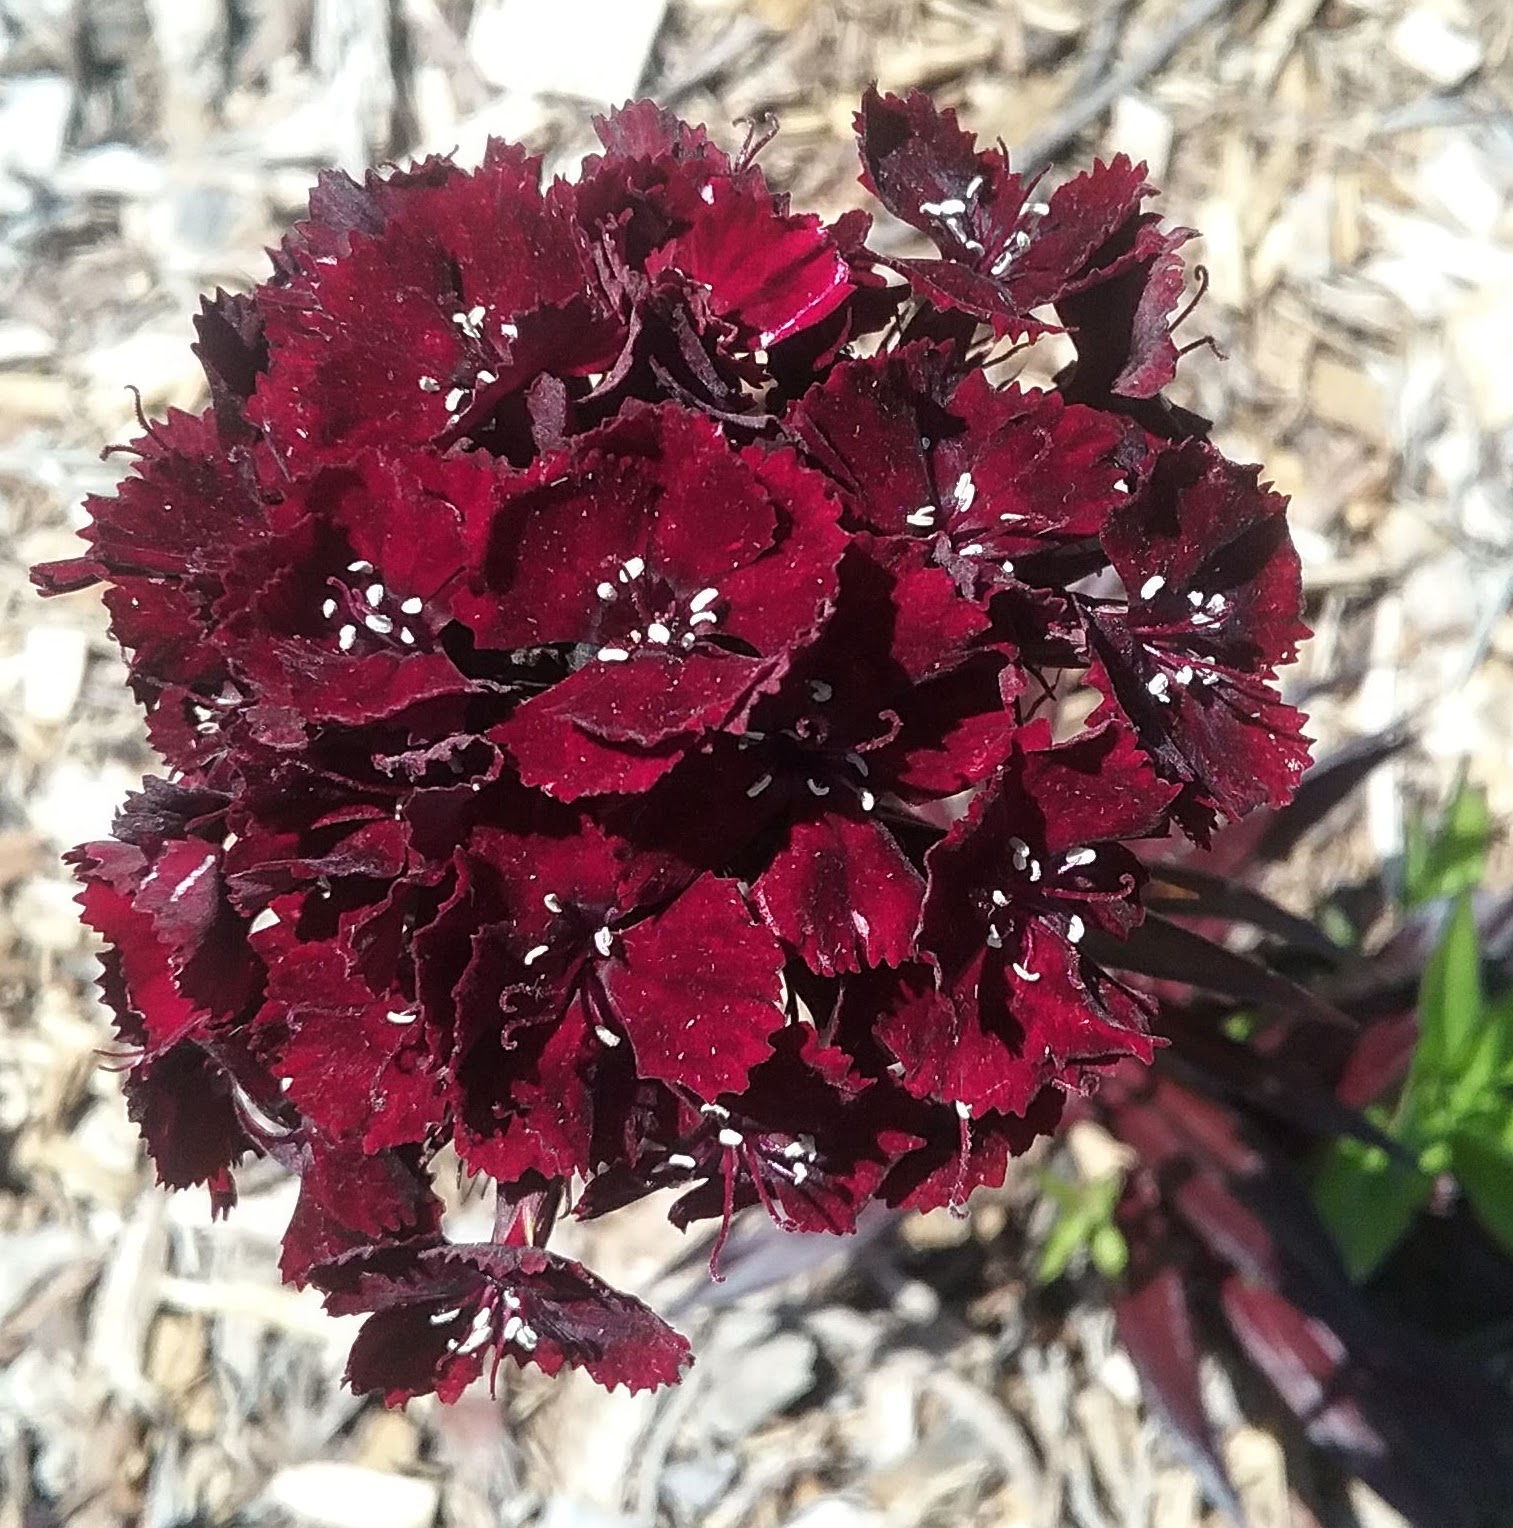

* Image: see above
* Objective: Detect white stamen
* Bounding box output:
[1207,593,1226,613]
[364,612,394,635]
[346,559,374,574]
[959,542,985,557]
[1009,837,1030,870]
[954,471,976,510]
[543,893,563,912]
[808,679,834,703]
[1028,859,1042,883]
[1188,590,1205,606]
[475,370,497,386]
[1029,201,1051,216]
[986,926,1003,949]
[1001,560,1016,576]
[991,888,1009,906]
[859,789,876,811]
[699,183,715,204]
[1112,477,1130,493]
[955,1099,972,1119]
[717,1127,744,1149]
[1062,848,1097,869]
[646,622,671,644]
[365,582,385,606]
[428,1306,464,1326]
[1012,961,1041,983]
[700,1102,730,1120]
[1173,665,1194,686]
[690,611,718,626]
[622,555,645,580]
[386,1009,416,1025]
[846,752,869,776]
[399,627,416,645]
[596,581,617,600]
[921,197,967,217]
[1139,574,1166,600]
[668,1153,698,1170]
[400,596,423,615]
[500,320,519,339]
[690,587,720,612]
[499,1315,522,1344]
[444,387,468,412]
[221,832,239,850]
[338,623,357,651]
[806,778,831,797]
[594,1024,622,1047]
[1066,914,1085,944]
[418,376,441,392]
[906,505,937,528]
[681,632,697,648]
[513,1323,538,1353]
[1146,671,1172,702]
[455,1316,494,1357]
[321,597,338,618]
[249,908,279,934]
[1200,670,1221,686]
[965,175,984,199]
[593,926,615,957]
[791,1162,809,1185]
[783,1139,812,1159]
[597,646,630,662]
[522,944,550,966]
[999,511,1024,522]
[747,773,773,798]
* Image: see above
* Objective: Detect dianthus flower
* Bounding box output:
[36,92,1309,1401]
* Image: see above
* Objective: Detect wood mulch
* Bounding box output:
[2,2,1510,1524]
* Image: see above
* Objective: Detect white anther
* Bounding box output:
[965,175,984,199]
[1062,848,1097,869]
[859,789,876,811]
[1200,670,1221,686]
[500,320,519,339]
[783,1139,813,1160]
[646,622,671,644]
[986,926,1003,949]
[806,778,831,797]
[249,908,280,934]
[596,581,619,602]
[597,646,630,662]
[364,612,394,635]
[1189,589,1205,606]
[221,832,239,850]
[1066,914,1085,944]
[906,505,937,528]
[321,597,338,618]
[991,888,1009,907]
[467,304,486,326]
[1139,574,1166,600]
[522,944,550,966]
[455,1319,494,1357]
[513,1322,538,1353]
[1174,665,1194,686]
[386,1009,416,1025]
[1207,593,1225,612]
[954,472,976,511]
[428,1306,464,1326]
[399,627,415,645]
[621,556,645,580]
[791,1161,809,1185]
[808,679,833,703]
[747,773,773,798]
[1028,859,1042,883]
[543,893,563,912]
[1113,477,1130,493]
[701,1102,730,1120]
[475,370,497,386]
[668,1153,698,1170]
[418,375,441,392]
[444,387,468,412]
[338,623,357,651]
[681,633,697,648]
[690,587,720,612]
[593,926,615,957]
[689,611,718,627]
[1009,837,1030,870]
[1146,671,1171,702]
[846,753,870,778]
[1012,961,1041,983]
[955,1099,972,1119]
[922,197,968,217]
[959,542,985,556]
[365,582,385,606]
[399,596,423,615]
[717,1127,744,1149]
[1001,560,1016,575]
[594,1024,622,1047]
[1028,201,1051,216]
[346,559,374,574]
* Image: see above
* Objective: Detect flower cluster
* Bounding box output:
[36,91,1308,1400]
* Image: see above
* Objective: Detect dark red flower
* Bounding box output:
[35,95,1308,1401]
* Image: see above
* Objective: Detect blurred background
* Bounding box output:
[2,2,1512,1525]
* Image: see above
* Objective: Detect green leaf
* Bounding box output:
[1312,1132,1433,1282]
[1402,774,1491,910]
[1452,1129,1513,1258]
[1089,1221,1129,1279]
[1035,1169,1126,1284]
[1400,894,1484,1137]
